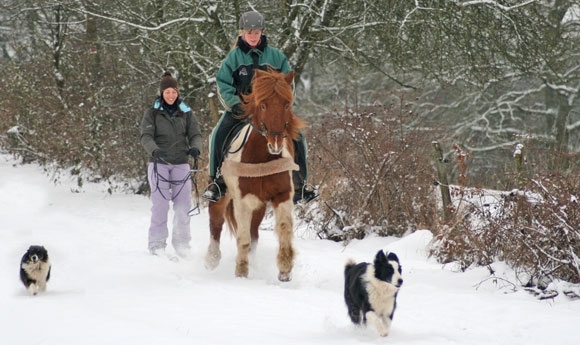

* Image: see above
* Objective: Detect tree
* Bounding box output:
[2,0,580,189]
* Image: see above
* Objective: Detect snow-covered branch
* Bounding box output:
[453,0,538,11]
[77,9,207,31]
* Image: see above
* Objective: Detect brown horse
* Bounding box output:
[205,69,306,281]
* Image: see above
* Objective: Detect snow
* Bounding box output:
[0,155,578,345]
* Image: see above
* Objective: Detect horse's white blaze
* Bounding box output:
[267,136,284,155]
[267,142,283,154]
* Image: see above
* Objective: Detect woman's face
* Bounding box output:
[162,88,178,105]
[242,29,262,47]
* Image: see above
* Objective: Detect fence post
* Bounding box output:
[432,141,453,222]
[513,143,525,187]
[208,90,220,124]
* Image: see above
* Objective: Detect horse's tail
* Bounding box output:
[224,199,238,236]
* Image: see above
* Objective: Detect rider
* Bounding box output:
[203,10,318,204]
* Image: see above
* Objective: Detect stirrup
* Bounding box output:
[202,180,225,202]
[293,184,319,204]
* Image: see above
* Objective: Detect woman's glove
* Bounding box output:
[152,149,166,160]
[188,148,200,159]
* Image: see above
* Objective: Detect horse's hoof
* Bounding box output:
[204,251,221,270]
[235,261,249,278]
[235,269,248,278]
[278,272,292,282]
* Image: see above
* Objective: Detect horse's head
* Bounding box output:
[242,69,306,155]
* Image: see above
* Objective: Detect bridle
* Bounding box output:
[251,120,289,139]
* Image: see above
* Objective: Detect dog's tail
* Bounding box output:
[344,258,357,275]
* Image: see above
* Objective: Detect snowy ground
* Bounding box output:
[0,155,578,345]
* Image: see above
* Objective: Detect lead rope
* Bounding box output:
[152,159,190,201]
[151,157,201,217]
[188,157,200,216]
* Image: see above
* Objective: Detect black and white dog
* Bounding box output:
[20,245,52,295]
[344,250,403,337]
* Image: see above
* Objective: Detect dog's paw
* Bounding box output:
[27,284,38,296]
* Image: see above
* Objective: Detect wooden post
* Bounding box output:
[432,141,452,222]
[513,143,524,187]
[208,91,220,124]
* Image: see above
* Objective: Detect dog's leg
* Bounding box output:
[37,263,50,292]
[347,306,362,324]
[38,279,47,292]
[381,316,392,336]
[365,311,390,337]
[27,283,38,296]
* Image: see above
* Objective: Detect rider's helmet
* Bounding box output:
[239,11,265,30]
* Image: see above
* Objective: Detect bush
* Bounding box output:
[430,175,580,286]
[300,102,439,241]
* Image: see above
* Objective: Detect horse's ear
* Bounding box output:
[255,69,265,77]
[285,70,294,85]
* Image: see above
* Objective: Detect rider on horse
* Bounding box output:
[203,11,318,204]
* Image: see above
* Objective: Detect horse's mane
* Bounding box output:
[241,69,306,141]
[251,69,294,105]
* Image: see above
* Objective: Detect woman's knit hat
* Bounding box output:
[159,71,178,93]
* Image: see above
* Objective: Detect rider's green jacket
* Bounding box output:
[216,35,291,110]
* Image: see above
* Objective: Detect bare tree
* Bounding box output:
[2,0,580,189]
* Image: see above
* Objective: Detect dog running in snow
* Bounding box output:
[20,245,52,295]
[344,250,403,337]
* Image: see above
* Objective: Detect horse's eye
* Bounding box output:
[285,104,290,110]
[260,104,266,111]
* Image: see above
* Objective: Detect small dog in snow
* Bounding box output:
[20,245,52,295]
[344,250,403,337]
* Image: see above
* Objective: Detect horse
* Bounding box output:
[205,69,306,282]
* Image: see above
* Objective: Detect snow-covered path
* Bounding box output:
[0,156,578,345]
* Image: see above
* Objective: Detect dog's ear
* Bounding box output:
[386,252,399,263]
[374,250,388,266]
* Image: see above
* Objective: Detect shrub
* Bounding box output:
[300,102,439,241]
[430,175,580,286]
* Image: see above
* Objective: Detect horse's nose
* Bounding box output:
[267,143,283,155]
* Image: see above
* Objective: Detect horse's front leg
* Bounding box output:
[205,198,226,270]
[250,205,266,253]
[273,199,295,282]
[205,238,221,270]
[234,198,256,278]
